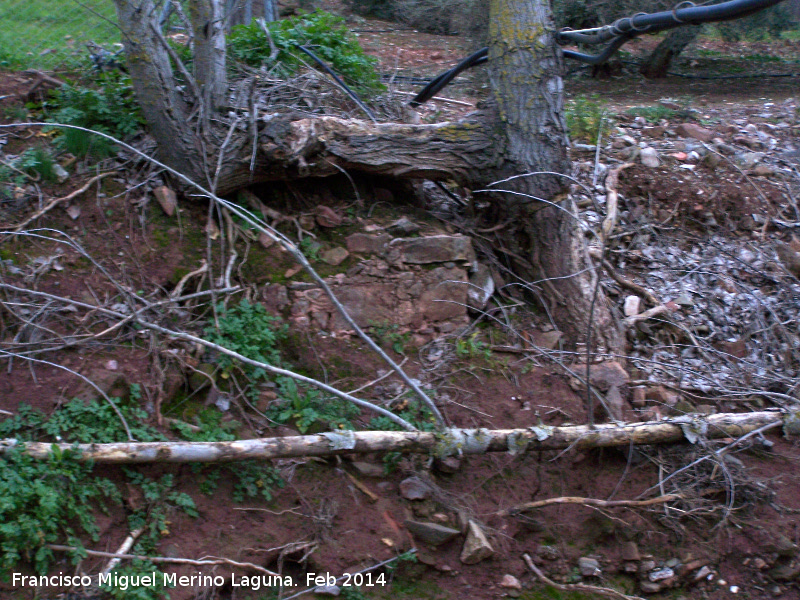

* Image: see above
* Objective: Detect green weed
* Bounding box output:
[369,321,409,355]
[268,376,359,433]
[625,104,676,123]
[205,300,286,383]
[0,396,163,443]
[172,410,285,503]
[565,95,611,143]
[45,71,143,157]
[455,333,491,360]
[0,444,119,577]
[228,11,383,96]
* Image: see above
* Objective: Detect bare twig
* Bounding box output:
[46,544,279,577]
[2,173,115,232]
[500,493,683,517]
[523,553,645,600]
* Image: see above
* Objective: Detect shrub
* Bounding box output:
[228,11,383,95]
[46,71,143,157]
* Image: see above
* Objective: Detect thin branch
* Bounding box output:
[46,544,279,577]
[523,553,645,600]
[500,493,683,517]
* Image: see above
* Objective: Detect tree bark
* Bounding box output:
[640,25,701,79]
[484,0,622,351]
[113,0,206,184]
[190,0,228,110]
[0,411,784,463]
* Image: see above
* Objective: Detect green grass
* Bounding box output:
[0,0,120,69]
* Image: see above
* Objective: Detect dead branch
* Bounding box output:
[0,410,787,463]
[601,162,634,242]
[588,248,660,306]
[523,553,645,600]
[2,172,115,232]
[46,544,279,577]
[500,493,683,517]
[623,304,673,327]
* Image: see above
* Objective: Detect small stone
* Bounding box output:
[579,557,601,577]
[643,126,666,138]
[754,557,769,570]
[640,147,660,167]
[460,520,494,564]
[499,574,522,590]
[649,567,675,582]
[538,545,560,561]
[622,541,641,562]
[435,456,461,474]
[624,562,640,573]
[467,263,495,310]
[586,361,629,391]
[624,295,642,317]
[320,247,349,266]
[53,163,70,183]
[730,585,739,593]
[640,581,663,594]
[315,206,343,228]
[387,217,420,235]
[639,560,657,575]
[350,461,384,478]
[314,585,341,596]
[694,566,713,581]
[404,520,460,546]
[153,186,177,216]
[769,561,800,581]
[676,123,714,142]
[400,476,433,500]
[345,233,390,255]
[754,164,775,177]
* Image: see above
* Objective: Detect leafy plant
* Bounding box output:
[46,71,143,157]
[0,444,118,577]
[205,299,286,383]
[172,410,284,502]
[565,95,610,143]
[229,11,383,95]
[369,398,438,433]
[230,460,285,503]
[299,236,322,262]
[624,104,678,123]
[369,321,409,355]
[268,376,359,433]
[455,332,491,360]
[101,560,171,600]
[0,396,163,444]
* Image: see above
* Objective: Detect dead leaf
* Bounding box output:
[205,219,220,240]
[153,186,177,217]
[258,231,276,249]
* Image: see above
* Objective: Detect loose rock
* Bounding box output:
[460,520,494,564]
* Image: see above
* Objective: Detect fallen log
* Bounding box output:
[0,410,791,464]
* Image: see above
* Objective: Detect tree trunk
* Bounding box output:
[484,0,622,351]
[113,0,207,184]
[640,25,701,79]
[113,0,623,352]
[1,411,784,463]
[190,0,228,110]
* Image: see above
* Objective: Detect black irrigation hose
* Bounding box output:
[295,45,378,122]
[409,47,488,107]
[407,0,790,105]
